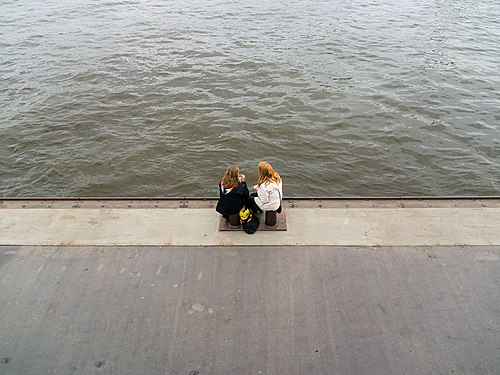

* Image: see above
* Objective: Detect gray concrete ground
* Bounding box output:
[1,245,499,375]
[1,198,500,246]
[1,199,499,374]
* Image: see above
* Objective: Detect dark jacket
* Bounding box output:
[216,181,249,216]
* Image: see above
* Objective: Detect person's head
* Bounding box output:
[257,161,281,185]
[221,165,240,187]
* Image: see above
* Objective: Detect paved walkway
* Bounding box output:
[1,198,499,246]
[1,199,498,374]
[0,245,498,374]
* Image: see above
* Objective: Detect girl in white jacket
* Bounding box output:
[247,161,283,213]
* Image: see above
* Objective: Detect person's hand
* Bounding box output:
[253,184,259,191]
[239,174,245,182]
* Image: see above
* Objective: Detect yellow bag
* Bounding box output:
[239,208,259,234]
[239,208,251,223]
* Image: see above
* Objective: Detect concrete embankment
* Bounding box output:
[1,198,499,374]
[0,197,499,246]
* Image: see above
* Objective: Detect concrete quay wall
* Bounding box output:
[1,198,499,247]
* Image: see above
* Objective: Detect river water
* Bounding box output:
[1,0,499,197]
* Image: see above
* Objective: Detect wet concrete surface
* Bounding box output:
[0,245,499,374]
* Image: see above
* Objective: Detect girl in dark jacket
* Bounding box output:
[216,165,249,220]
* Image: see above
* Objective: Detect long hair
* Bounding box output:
[257,161,281,185]
[221,165,240,187]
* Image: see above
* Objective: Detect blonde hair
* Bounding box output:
[221,165,240,187]
[257,161,281,185]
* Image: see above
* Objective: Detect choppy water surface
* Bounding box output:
[1,0,499,197]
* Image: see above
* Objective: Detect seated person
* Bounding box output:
[246,161,282,214]
[216,165,249,220]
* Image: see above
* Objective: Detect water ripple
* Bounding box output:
[0,0,499,197]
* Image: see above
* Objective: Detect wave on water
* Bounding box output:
[1,0,499,197]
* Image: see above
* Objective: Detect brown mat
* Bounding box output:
[219,212,287,231]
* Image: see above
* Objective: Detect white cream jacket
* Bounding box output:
[255,180,282,211]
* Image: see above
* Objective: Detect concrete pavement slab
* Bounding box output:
[0,245,498,374]
[1,206,499,246]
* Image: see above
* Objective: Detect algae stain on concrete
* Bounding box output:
[57,240,76,246]
[218,239,235,246]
